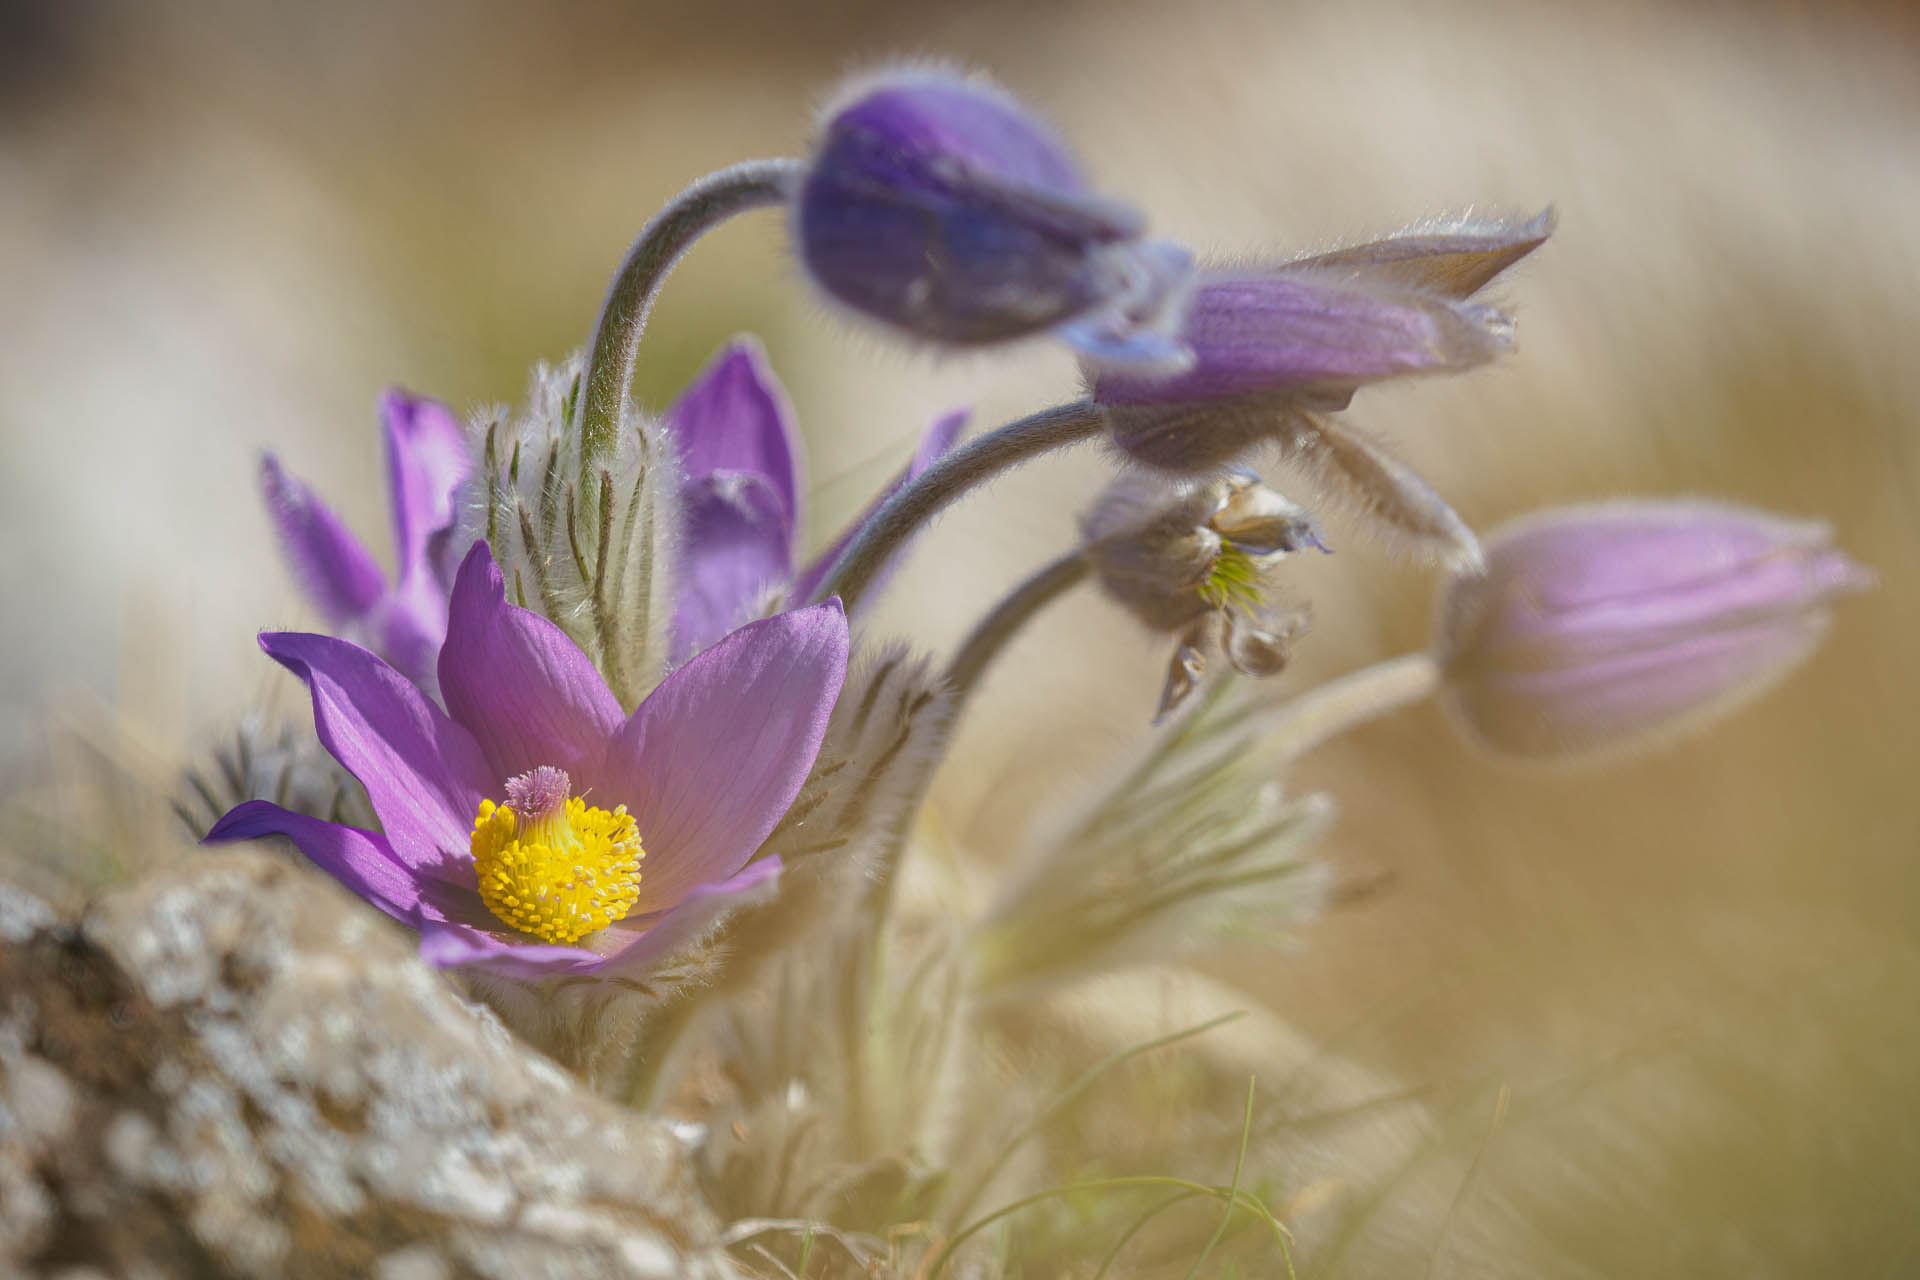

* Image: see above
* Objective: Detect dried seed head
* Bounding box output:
[1084,469,1323,719]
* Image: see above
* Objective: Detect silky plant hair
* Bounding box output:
[180,63,1873,1279]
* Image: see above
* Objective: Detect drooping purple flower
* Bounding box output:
[260,389,470,688]
[794,69,1193,369]
[1092,269,1515,473]
[667,336,966,658]
[207,542,849,978]
[1436,500,1873,759]
[1087,211,1550,475]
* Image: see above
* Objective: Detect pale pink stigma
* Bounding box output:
[503,765,570,819]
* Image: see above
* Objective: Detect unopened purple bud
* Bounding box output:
[1437,500,1873,759]
[796,70,1190,364]
[1094,269,1513,473]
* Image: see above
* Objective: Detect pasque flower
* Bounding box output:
[1083,469,1324,718]
[1090,211,1551,473]
[260,389,470,688]
[668,336,964,657]
[207,542,849,978]
[795,69,1192,368]
[1437,499,1872,759]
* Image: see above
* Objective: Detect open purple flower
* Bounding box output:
[207,542,850,978]
[668,336,966,657]
[1437,500,1872,759]
[795,69,1193,369]
[260,389,470,688]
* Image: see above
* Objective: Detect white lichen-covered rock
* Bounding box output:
[0,854,736,1279]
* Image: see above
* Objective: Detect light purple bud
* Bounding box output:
[796,70,1189,361]
[1437,500,1873,759]
[1093,268,1512,473]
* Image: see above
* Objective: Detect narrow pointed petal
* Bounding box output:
[205,800,424,923]
[260,631,490,878]
[259,454,386,626]
[667,339,806,658]
[605,603,848,913]
[381,389,471,584]
[437,543,623,781]
[669,337,802,524]
[1284,209,1555,299]
[792,408,969,604]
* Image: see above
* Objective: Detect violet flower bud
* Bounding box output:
[1092,268,1514,473]
[1082,469,1323,719]
[795,69,1192,369]
[1437,500,1873,760]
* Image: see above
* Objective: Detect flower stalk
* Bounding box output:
[576,157,804,480]
[944,550,1091,705]
[805,400,1106,611]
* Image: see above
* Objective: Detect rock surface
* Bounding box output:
[0,853,736,1279]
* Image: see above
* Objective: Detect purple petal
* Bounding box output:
[381,389,470,587]
[416,919,605,978]
[592,859,782,976]
[370,571,452,693]
[205,800,424,923]
[261,631,490,879]
[259,454,386,626]
[673,475,795,660]
[604,603,848,914]
[792,408,969,605]
[669,337,802,526]
[437,543,623,782]
[1093,270,1512,407]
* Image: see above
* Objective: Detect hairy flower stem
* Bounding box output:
[944,551,1091,707]
[1243,652,1441,764]
[575,158,804,481]
[805,401,1107,611]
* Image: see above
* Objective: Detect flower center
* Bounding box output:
[468,766,644,945]
[1198,541,1264,611]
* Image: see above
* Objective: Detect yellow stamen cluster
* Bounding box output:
[1197,541,1265,611]
[469,789,644,945]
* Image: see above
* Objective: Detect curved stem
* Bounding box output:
[575,157,804,477]
[943,551,1090,706]
[805,401,1106,612]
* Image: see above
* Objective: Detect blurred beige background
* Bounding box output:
[3,0,1917,1273]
